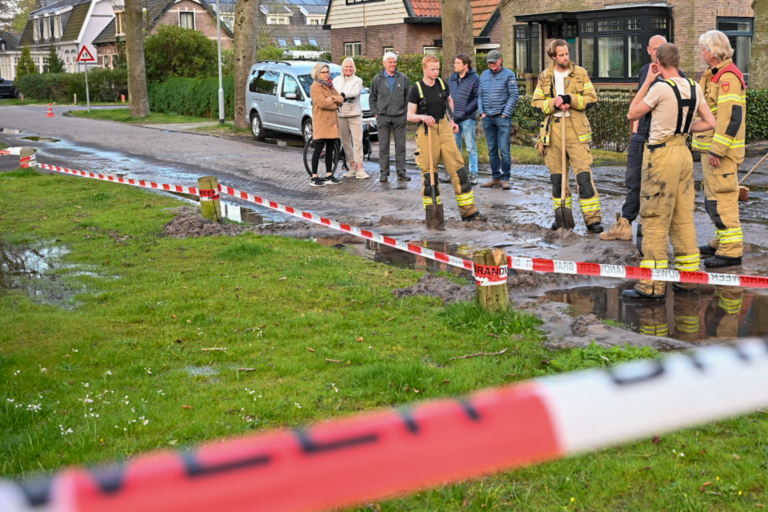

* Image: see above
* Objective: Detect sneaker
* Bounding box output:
[397,174,411,181]
[462,211,488,222]
[343,167,357,178]
[325,175,341,185]
[699,244,717,257]
[356,169,370,179]
[379,174,389,182]
[599,213,632,240]
[587,222,604,234]
[704,255,742,268]
[310,177,325,187]
[470,176,479,185]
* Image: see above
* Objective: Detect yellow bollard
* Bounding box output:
[197,176,222,222]
[472,248,509,312]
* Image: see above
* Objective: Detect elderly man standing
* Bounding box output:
[693,30,747,268]
[478,50,519,190]
[370,52,411,182]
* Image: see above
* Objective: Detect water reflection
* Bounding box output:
[0,128,23,133]
[0,239,78,308]
[544,284,767,342]
[220,202,284,225]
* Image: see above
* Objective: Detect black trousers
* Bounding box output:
[621,132,646,222]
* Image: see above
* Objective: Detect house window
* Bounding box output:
[598,20,624,32]
[179,12,195,30]
[717,17,753,82]
[267,15,289,24]
[293,38,302,46]
[423,46,441,56]
[514,24,540,74]
[581,21,593,34]
[112,54,119,68]
[548,23,576,39]
[102,55,110,68]
[650,18,667,30]
[309,38,317,46]
[306,16,323,25]
[38,19,45,41]
[49,16,55,39]
[55,15,63,38]
[383,46,394,54]
[278,39,287,47]
[628,18,641,30]
[344,42,362,56]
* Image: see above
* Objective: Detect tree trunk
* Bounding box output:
[750,0,768,89]
[124,0,150,117]
[440,0,474,81]
[234,0,259,129]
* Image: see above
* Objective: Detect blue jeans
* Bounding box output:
[454,118,479,177]
[482,115,512,180]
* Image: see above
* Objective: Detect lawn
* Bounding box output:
[0,168,765,511]
[68,108,215,124]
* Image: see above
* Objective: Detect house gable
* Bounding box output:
[325,0,410,29]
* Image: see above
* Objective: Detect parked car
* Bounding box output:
[246,60,377,142]
[0,77,20,98]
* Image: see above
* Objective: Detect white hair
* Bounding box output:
[340,57,357,73]
[382,52,398,63]
[699,30,733,61]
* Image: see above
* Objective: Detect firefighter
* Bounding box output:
[532,39,602,233]
[705,286,744,339]
[622,43,716,300]
[693,31,746,268]
[407,54,486,222]
[673,292,701,343]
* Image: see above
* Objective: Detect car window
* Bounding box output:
[298,72,341,97]
[249,70,280,96]
[281,75,303,100]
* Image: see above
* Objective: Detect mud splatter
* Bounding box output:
[393,274,475,304]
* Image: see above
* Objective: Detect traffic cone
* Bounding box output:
[46,103,55,117]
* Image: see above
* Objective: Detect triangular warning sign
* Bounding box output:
[76,46,96,62]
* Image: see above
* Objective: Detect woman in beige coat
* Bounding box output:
[309,63,344,187]
[332,58,369,179]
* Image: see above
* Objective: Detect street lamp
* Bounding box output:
[215,0,225,125]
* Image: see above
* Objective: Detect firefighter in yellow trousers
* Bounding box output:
[623,44,716,300]
[693,31,746,268]
[532,39,603,233]
[407,54,485,221]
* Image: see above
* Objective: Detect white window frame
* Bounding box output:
[293,38,302,46]
[423,46,442,56]
[306,15,324,25]
[267,15,289,25]
[179,11,196,30]
[344,42,362,56]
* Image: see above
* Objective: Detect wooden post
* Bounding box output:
[472,248,509,313]
[74,93,77,105]
[197,176,222,222]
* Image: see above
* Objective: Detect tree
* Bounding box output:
[440,0,474,81]
[8,0,35,33]
[144,25,218,82]
[44,45,65,73]
[15,45,37,83]
[750,0,768,89]
[124,0,150,117]
[233,0,259,129]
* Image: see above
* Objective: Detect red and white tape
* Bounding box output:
[0,147,22,156]
[33,161,768,290]
[1,339,767,512]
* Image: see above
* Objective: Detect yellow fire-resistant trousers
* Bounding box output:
[673,294,700,342]
[706,286,743,339]
[415,118,478,219]
[636,303,669,338]
[635,135,700,296]
[544,116,602,225]
[701,157,743,258]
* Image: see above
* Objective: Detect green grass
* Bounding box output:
[1,170,766,511]
[68,108,216,124]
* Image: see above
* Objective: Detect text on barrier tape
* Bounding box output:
[199,188,220,201]
[32,161,768,291]
[1,340,768,512]
[473,263,508,286]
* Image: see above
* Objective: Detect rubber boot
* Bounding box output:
[600,213,632,241]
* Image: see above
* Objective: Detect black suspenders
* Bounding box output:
[647,78,697,141]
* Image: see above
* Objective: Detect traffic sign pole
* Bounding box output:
[76,45,97,113]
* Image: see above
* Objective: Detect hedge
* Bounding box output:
[17,69,128,103]
[148,76,235,119]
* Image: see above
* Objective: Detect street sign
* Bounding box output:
[76,44,96,63]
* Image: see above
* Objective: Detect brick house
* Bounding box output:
[92,0,234,70]
[324,0,503,61]
[500,0,754,89]
[14,0,116,75]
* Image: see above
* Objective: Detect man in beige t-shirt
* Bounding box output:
[622,43,716,301]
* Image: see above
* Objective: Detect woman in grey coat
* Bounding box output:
[332,58,369,179]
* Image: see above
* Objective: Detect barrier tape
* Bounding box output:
[199,188,220,201]
[0,147,22,156]
[20,154,37,168]
[1,339,767,512]
[31,161,768,290]
[473,263,508,286]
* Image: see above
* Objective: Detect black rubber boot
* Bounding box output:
[587,222,604,234]
[699,244,717,257]
[704,255,742,268]
[622,288,665,300]
[462,211,488,222]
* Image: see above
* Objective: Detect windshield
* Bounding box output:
[298,72,341,97]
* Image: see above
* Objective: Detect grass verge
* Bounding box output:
[68,108,214,124]
[1,170,765,511]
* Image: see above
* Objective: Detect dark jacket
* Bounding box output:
[478,66,519,118]
[448,67,479,123]
[369,69,410,117]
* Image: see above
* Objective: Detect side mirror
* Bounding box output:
[285,93,298,100]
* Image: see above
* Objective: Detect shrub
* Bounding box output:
[16,69,127,103]
[15,46,37,84]
[144,25,218,82]
[258,46,288,61]
[746,89,768,143]
[148,76,235,118]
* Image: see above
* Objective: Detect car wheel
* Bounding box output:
[302,119,313,143]
[12,89,21,99]
[250,111,265,140]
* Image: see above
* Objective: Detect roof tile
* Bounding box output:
[410,0,501,36]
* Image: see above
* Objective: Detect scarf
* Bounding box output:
[314,76,334,89]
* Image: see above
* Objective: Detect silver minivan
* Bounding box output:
[246,60,377,142]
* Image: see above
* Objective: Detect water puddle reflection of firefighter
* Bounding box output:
[544,284,764,342]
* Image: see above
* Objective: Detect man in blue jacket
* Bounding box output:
[448,53,480,185]
[478,50,519,190]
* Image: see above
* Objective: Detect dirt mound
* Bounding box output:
[162,207,253,238]
[393,273,475,304]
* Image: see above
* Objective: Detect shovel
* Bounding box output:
[738,150,768,201]
[424,125,445,230]
[554,117,575,230]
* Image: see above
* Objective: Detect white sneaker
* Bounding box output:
[343,167,357,178]
[356,169,370,179]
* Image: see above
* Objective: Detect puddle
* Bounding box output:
[19,136,60,143]
[316,235,473,276]
[0,128,23,134]
[543,284,768,343]
[261,138,305,148]
[220,202,284,225]
[185,365,219,377]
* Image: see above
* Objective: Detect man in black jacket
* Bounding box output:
[370,52,411,182]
